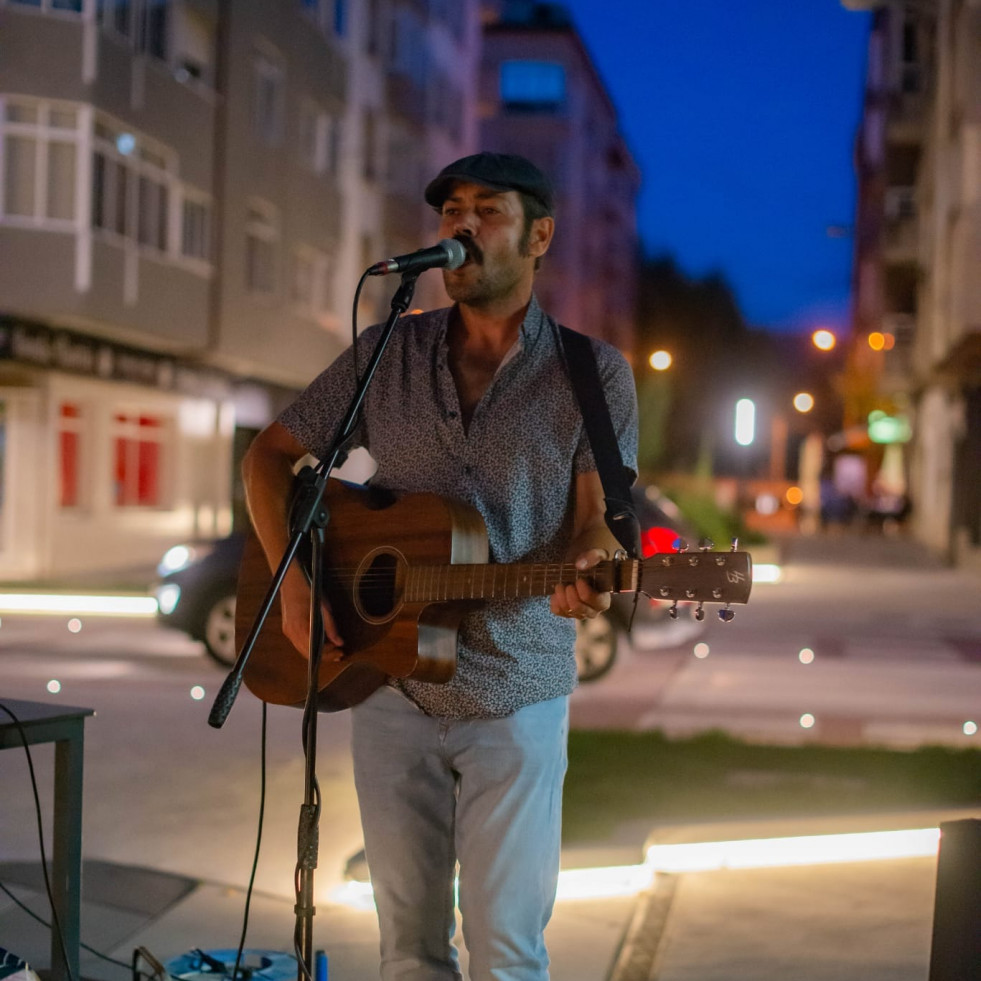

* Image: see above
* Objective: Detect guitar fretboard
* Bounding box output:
[403,559,634,603]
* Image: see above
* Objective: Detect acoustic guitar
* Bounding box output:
[238,479,753,710]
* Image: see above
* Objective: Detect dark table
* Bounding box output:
[0,698,94,981]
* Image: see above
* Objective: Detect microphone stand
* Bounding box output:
[208,271,422,980]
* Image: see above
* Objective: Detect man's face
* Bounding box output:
[437,182,552,308]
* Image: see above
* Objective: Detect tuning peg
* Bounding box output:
[718,606,736,623]
[698,537,715,551]
[694,602,705,622]
[730,537,739,552]
[668,601,679,620]
[674,538,689,553]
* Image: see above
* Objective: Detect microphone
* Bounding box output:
[367,238,467,277]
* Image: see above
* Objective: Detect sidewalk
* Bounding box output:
[2,530,978,979]
[3,808,968,981]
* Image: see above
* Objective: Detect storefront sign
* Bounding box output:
[0,317,231,398]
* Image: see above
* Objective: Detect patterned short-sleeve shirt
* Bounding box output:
[278,294,638,719]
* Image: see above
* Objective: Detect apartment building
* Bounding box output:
[0,0,479,580]
[848,0,980,565]
[479,0,641,357]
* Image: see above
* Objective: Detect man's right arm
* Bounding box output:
[241,421,344,657]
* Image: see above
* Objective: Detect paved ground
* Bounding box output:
[1,529,979,980]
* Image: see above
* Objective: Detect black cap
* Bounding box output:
[424,152,554,216]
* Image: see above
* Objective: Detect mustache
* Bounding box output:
[454,237,483,264]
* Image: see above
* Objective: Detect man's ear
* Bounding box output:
[528,216,555,258]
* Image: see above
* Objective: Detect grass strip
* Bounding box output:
[563,729,981,843]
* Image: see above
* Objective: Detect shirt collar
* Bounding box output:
[439,293,547,347]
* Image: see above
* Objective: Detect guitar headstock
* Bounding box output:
[638,549,752,620]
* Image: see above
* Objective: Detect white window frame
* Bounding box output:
[0,96,82,230]
[179,189,211,268]
[245,198,280,295]
[290,245,331,322]
[298,98,330,174]
[4,0,84,14]
[252,51,286,146]
[110,407,171,509]
[57,399,90,511]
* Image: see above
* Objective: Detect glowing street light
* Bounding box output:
[734,398,756,447]
[812,329,836,351]
[793,392,814,413]
[648,350,672,371]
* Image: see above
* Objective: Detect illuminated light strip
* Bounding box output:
[327,863,655,913]
[0,593,159,616]
[752,563,783,584]
[555,863,654,900]
[644,827,940,873]
[324,828,940,912]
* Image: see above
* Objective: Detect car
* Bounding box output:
[154,534,245,667]
[572,484,704,682]
[154,484,702,680]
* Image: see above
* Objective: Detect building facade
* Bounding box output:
[0,0,635,582]
[0,0,480,579]
[479,0,641,356]
[848,0,980,566]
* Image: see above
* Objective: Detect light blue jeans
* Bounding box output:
[350,685,570,981]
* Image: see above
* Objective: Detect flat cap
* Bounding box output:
[424,152,554,215]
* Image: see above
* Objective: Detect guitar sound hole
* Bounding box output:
[358,552,400,619]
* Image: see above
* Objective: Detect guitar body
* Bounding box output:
[238,480,489,709]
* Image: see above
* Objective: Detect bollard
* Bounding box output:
[928,819,981,981]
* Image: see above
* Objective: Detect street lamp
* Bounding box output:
[812,329,836,352]
[734,398,756,447]
[793,392,815,413]
[648,350,672,371]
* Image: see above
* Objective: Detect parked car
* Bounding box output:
[154,484,701,681]
[572,484,703,682]
[154,535,244,667]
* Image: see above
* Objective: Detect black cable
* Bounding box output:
[230,701,269,981]
[0,701,75,981]
[0,877,154,975]
[351,268,370,387]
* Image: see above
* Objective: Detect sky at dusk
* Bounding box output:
[556,0,873,335]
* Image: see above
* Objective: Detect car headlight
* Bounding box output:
[158,545,195,576]
[155,583,181,615]
[157,542,216,577]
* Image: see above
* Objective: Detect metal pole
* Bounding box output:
[928,818,981,981]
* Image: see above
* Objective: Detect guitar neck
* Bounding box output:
[404,559,635,604]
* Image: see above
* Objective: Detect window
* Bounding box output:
[252,54,285,145]
[290,247,331,321]
[145,0,168,60]
[500,61,566,113]
[137,172,168,250]
[1,99,79,225]
[299,100,336,174]
[362,108,379,182]
[58,401,85,509]
[301,0,345,37]
[181,196,210,260]
[91,115,200,260]
[92,149,129,235]
[245,201,278,294]
[365,0,382,55]
[8,0,83,11]
[112,411,165,507]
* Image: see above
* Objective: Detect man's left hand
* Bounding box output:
[549,548,611,621]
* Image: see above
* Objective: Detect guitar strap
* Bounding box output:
[557,324,642,560]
